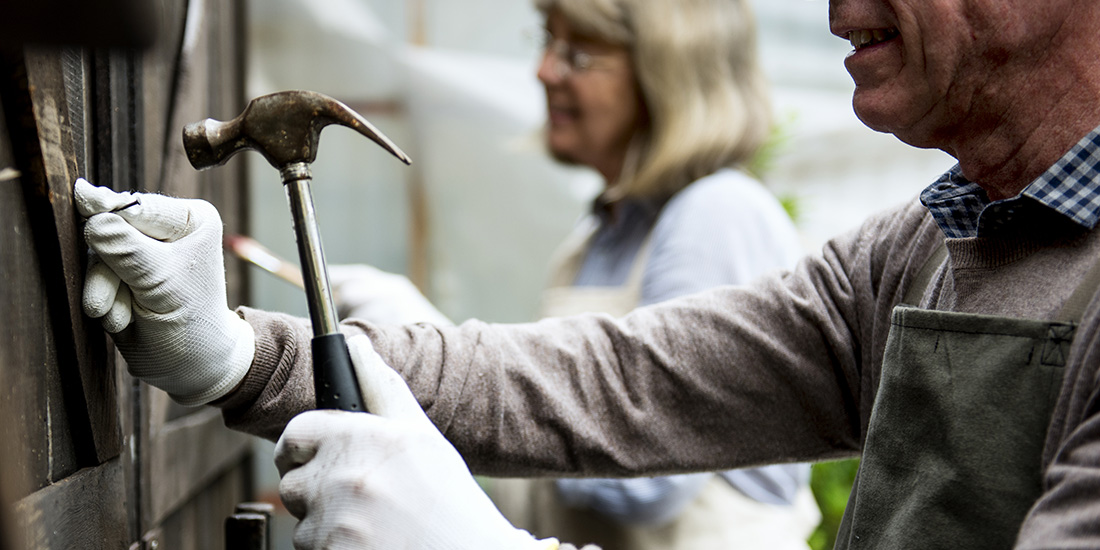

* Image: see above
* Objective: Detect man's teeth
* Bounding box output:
[848,29,897,50]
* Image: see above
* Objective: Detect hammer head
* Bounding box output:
[183,90,410,171]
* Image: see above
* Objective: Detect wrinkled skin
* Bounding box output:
[829,0,1100,199]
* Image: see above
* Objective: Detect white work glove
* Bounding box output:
[328,263,453,325]
[75,178,255,406]
[275,335,557,550]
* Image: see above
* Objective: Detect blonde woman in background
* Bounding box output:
[480,1,820,548]
[328,0,821,547]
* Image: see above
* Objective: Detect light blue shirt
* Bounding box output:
[559,169,811,526]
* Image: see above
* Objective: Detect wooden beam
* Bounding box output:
[410,0,428,46]
[145,404,252,527]
[24,47,122,466]
[13,461,130,549]
[0,46,120,469]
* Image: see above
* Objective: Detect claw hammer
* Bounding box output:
[182,90,411,412]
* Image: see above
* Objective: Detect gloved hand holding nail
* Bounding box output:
[75,177,255,406]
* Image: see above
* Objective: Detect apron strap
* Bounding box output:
[623,229,657,293]
[901,242,948,306]
[544,216,600,289]
[1056,251,1100,322]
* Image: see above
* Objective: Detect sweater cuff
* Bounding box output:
[211,306,299,411]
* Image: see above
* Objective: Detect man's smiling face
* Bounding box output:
[828,0,1071,152]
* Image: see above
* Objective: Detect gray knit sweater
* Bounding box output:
[222,197,1100,548]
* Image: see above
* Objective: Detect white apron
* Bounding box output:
[486,222,820,550]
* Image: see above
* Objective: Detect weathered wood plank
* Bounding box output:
[22,47,121,465]
[220,0,252,305]
[13,460,129,550]
[0,95,69,495]
[0,50,86,486]
[141,0,187,197]
[146,403,252,528]
[158,465,249,550]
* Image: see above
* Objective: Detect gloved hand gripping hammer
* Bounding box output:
[182,90,411,412]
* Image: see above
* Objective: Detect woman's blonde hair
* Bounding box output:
[535,0,771,203]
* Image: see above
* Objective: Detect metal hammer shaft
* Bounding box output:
[281,162,339,335]
[282,161,364,412]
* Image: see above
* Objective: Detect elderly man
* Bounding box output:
[75,0,1100,548]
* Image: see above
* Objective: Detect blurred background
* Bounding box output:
[242,0,953,548]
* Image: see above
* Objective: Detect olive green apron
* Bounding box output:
[834,245,1098,549]
[489,221,819,550]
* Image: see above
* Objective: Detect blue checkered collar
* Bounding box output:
[920,126,1100,238]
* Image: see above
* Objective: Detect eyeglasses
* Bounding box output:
[529,27,604,78]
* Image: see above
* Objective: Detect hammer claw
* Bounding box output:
[182,90,411,171]
[330,104,411,166]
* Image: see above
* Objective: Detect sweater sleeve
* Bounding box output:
[1014,296,1100,548]
[223,200,939,477]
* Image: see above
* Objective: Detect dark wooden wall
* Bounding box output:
[0,1,254,548]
